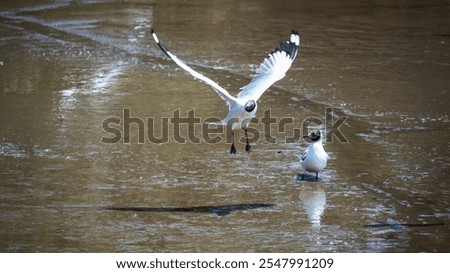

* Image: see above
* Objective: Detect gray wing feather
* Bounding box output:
[301,149,308,162]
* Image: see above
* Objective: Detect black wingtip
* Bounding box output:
[270,30,300,60]
[151,28,159,43]
[151,29,173,59]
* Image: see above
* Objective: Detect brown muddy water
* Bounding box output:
[0,0,449,252]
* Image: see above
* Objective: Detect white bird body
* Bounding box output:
[209,98,258,131]
[301,142,328,173]
[300,130,329,180]
[152,29,300,153]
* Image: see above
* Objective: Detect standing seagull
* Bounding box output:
[151,29,300,154]
[300,130,329,181]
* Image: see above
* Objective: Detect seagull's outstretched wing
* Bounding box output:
[151,29,236,104]
[237,30,300,101]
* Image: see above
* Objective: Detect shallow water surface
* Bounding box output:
[0,0,449,252]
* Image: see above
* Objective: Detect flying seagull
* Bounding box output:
[151,29,300,154]
[300,130,329,181]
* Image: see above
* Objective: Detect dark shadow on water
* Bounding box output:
[104,203,275,216]
[295,173,322,182]
[364,221,445,228]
